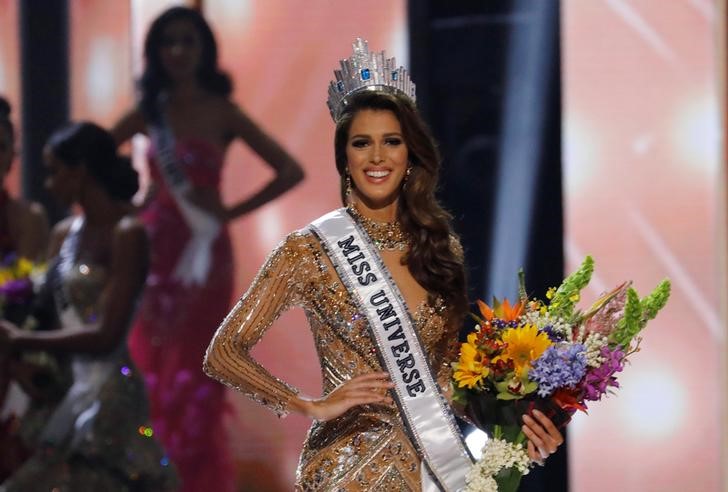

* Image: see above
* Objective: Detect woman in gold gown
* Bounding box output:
[204,40,563,491]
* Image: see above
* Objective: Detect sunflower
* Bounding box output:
[497,324,552,377]
[453,333,490,389]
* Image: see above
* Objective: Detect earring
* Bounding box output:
[345,172,352,200]
[403,165,413,189]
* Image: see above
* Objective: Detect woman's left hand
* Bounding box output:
[521,409,564,464]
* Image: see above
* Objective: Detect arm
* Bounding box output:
[203,232,392,419]
[4,218,148,354]
[223,104,304,220]
[111,108,147,146]
[203,233,307,416]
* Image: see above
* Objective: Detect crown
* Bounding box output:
[326,38,416,122]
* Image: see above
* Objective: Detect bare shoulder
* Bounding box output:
[10,198,47,224]
[220,98,243,118]
[112,215,148,246]
[222,100,259,129]
[111,107,147,144]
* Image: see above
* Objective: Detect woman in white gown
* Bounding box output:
[0,122,178,491]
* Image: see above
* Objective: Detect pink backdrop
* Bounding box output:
[0,0,21,195]
[563,1,726,490]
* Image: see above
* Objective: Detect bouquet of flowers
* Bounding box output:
[0,254,42,327]
[451,256,671,492]
[0,253,68,402]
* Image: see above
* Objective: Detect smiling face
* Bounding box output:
[345,109,409,213]
[158,18,203,83]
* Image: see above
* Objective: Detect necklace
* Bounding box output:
[348,205,412,251]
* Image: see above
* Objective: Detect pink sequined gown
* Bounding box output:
[129,138,235,492]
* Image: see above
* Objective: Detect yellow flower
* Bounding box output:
[498,324,552,377]
[453,333,490,389]
[15,257,34,278]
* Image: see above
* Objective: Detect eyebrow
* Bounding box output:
[349,132,403,140]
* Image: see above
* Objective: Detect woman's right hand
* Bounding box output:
[292,372,394,421]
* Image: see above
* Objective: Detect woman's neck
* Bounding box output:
[168,79,203,102]
[350,196,398,223]
[79,187,125,226]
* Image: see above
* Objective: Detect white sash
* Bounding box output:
[309,209,472,492]
[149,99,221,286]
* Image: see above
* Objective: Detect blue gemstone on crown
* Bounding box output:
[327,38,416,122]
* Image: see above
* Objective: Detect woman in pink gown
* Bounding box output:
[112,7,304,492]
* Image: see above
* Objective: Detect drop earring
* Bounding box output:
[345,172,353,202]
[403,165,413,189]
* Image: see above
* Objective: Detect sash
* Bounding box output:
[148,98,221,286]
[309,209,473,492]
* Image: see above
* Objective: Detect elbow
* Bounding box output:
[202,348,220,379]
[202,343,232,382]
[283,163,305,188]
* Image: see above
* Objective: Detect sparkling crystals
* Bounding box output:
[347,205,412,251]
[327,38,417,122]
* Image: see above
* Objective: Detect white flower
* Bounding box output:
[575,326,609,367]
[522,311,572,338]
[464,437,532,491]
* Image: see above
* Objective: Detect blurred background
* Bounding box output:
[0,0,725,490]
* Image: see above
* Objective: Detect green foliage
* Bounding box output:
[518,269,528,304]
[639,279,671,329]
[611,279,671,348]
[548,256,594,320]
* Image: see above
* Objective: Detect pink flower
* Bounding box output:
[581,346,624,401]
[583,282,631,336]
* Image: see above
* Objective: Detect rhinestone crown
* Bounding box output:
[327,38,416,122]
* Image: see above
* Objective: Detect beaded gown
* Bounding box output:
[0,218,178,491]
[129,138,235,492]
[204,216,461,491]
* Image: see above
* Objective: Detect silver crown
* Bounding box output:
[327,38,416,122]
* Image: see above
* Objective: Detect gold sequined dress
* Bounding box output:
[204,224,461,491]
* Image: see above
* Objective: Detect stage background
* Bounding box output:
[1,1,726,490]
[563,1,726,490]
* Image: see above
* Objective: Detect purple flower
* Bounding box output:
[542,324,566,342]
[0,278,33,304]
[530,344,588,397]
[581,346,624,401]
[1,253,18,267]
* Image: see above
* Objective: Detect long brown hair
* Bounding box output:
[334,91,468,324]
